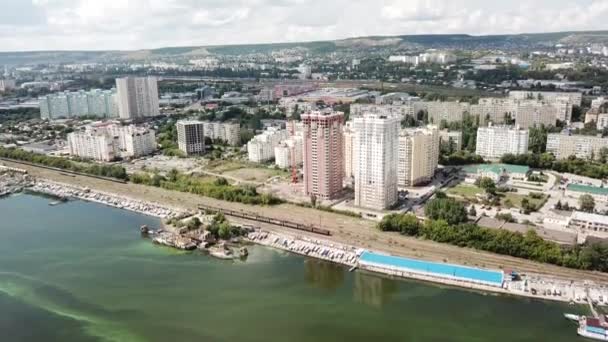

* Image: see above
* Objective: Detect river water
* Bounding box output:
[0,193,588,342]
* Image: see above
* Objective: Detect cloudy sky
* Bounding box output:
[1,0,607,52]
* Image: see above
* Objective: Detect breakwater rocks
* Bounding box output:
[0,171,32,197]
[246,231,359,267]
[30,181,181,218]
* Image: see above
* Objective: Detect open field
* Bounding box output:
[205,159,289,183]
[502,193,548,209]
[447,184,482,200]
[6,159,608,284]
[223,167,288,183]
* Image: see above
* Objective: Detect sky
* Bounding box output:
[1,0,607,52]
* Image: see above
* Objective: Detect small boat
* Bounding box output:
[564,313,580,322]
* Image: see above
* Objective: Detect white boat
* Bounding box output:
[564,313,580,322]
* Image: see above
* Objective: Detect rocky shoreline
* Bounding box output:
[30,180,183,218]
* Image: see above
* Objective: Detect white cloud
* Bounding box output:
[0,0,606,51]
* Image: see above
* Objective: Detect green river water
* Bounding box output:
[0,193,589,342]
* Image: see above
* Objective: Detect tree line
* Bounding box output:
[501,153,608,179]
[0,147,127,180]
[378,197,608,272]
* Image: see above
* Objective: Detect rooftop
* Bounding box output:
[462,163,530,175]
[567,183,608,196]
[571,211,608,225]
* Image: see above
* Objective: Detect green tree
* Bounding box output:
[476,177,496,195]
[528,125,548,154]
[424,197,468,225]
[579,194,595,213]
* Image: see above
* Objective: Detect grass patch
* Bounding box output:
[446,184,483,200]
[501,193,548,210]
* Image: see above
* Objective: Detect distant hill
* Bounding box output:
[2,30,608,65]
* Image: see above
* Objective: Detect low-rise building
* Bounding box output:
[565,183,608,203]
[462,164,530,183]
[568,211,608,240]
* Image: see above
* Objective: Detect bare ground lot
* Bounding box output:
[7,159,608,284]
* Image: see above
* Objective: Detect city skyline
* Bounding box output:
[1,0,607,52]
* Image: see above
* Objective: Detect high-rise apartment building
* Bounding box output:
[176,120,205,156]
[398,126,440,187]
[201,121,241,146]
[343,121,356,183]
[353,115,400,210]
[116,76,160,119]
[475,125,529,160]
[546,133,608,160]
[302,110,344,200]
[39,89,118,120]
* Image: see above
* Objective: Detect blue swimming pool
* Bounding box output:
[359,251,503,286]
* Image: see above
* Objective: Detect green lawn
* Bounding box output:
[447,184,483,199]
[501,193,548,210]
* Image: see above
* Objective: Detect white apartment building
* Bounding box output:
[508,91,582,107]
[546,133,608,160]
[388,51,456,65]
[67,123,156,161]
[475,125,529,160]
[201,121,241,146]
[278,98,315,117]
[398,126,440,187]
[68,131,116,161]
[0,79,16,92]
[343,121,356,182]
[353,115,400,210]
[176,120,205,156]
[39,89,118,120]
[596,114,608,130]
[350,103,415,119]
[116,76,160,119]
[247,127,289,163]
[274,136,303,169]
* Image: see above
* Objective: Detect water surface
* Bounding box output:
[0,194,587,341]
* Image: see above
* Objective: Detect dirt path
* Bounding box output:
[6,159,608,284]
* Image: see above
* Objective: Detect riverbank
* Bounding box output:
[246,228,608,307]
[4,160,608,293]
[30,180,183,219]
